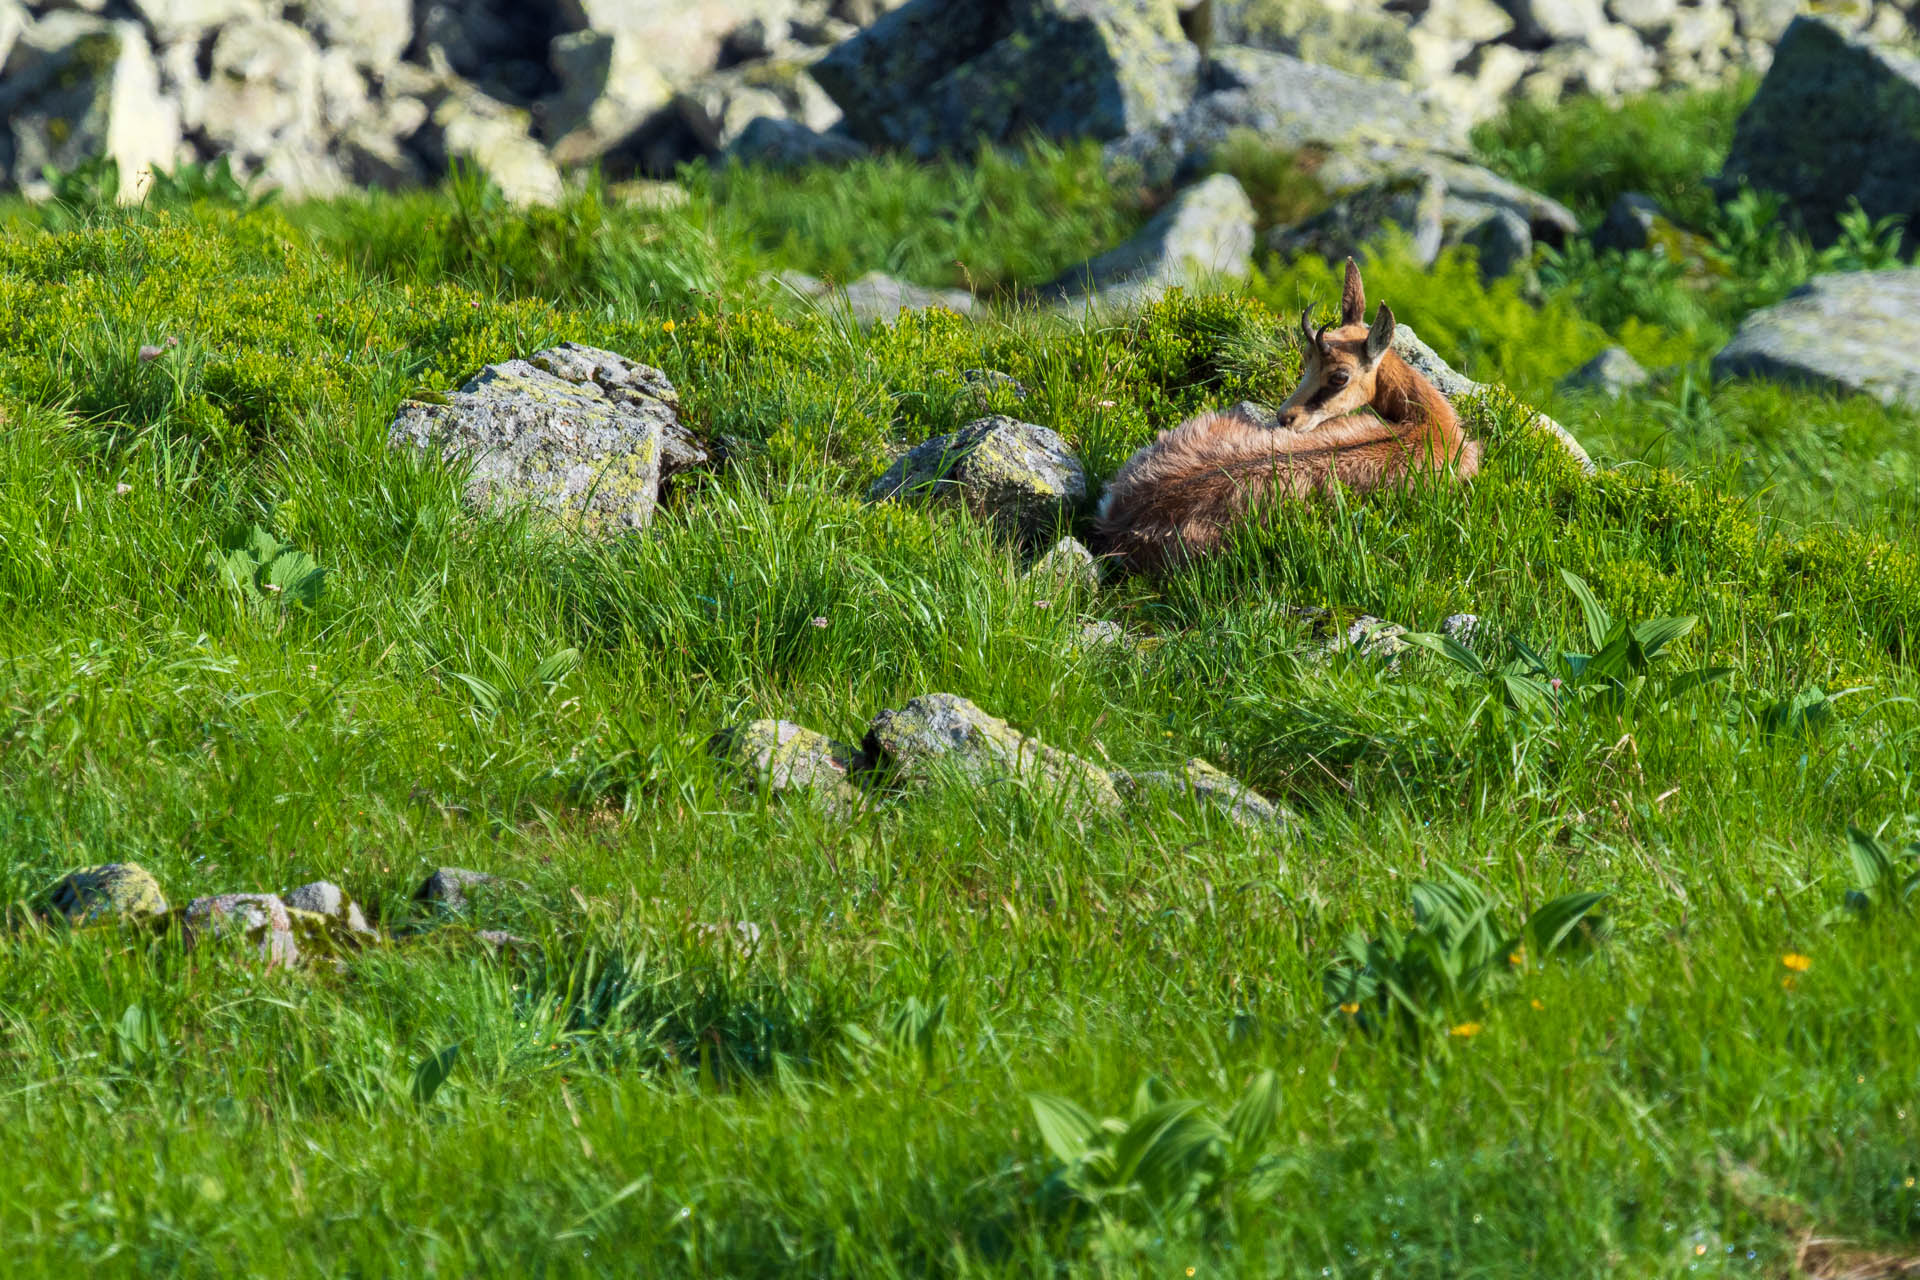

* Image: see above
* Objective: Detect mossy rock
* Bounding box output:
[42,862,169,926]
[861,693,1122,815]
[1115,757,1294,830]
[868,416,1087,546]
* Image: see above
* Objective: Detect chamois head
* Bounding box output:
[1276,259,1396,432]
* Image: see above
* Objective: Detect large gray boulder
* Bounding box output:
[1560,345,1650,396]
[868,415,1087,543]
[861,693,1122,813]
[1207,0,1417,80]
[725,116,869,168]
[815,0,1200,157]
[43,863,170,926]
[388,343,705,537]
[1040,173,1256,308]
[420,79,564,207]
[1712,270,1920,407]
[1719,16,1920,251]
[1104,44,1464,188]
[200,18,344,197]
[1268,170,1446,267]
[0,14,182,202]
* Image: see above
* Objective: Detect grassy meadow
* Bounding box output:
[1,82,1918,1276]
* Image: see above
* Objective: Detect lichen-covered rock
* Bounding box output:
[416,77,563,207]
[415,867,530,914]
[283,880,379,944]
[817,0,1198,157]
[182,893,300,968]
[1268,171,1446,268]
[0,13,182,203]
[1391,324,1596,474]
[709,719,861,804]
[1719,16,1920,251]
[44,863,170,926]
[868,416,1087,543]
[1040,173,1255,309]
[1028,536,1102,593]
[1560,346,1651,396]
[1106,45,1462,188]
[1712,270,1920,407]
[388,342,703,537]
[1208,0,1417,80]
[862,693,1122,813]
[1116,758,1293,830]
[1321,148,1580,248]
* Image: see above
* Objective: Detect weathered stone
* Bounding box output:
[708,719,860,801]
[388,343,702,537]
[1208,0,1418,79]
[1460,205,1532,279]
[1727,0,1800,41]
[1591,191,1662,253]
[44,863,169,926]
[1393,324,1597,473]
[725,117,869,168]
[1116,757,1292,830]
[868,416,1087,543]
[1560,346,1651,396]
[1269,170,1446,267]
[0,15,182,202]
[1040,173,1255,308]
[861,693,1122,812]
[421,80,564,207]
[1504,0,1609,44]
[182,894,300,968]
[677,59,842,152]
[305,0,414,73]
[283,881,378,943]
[0,3,23,71]
[203,19,322,159]
[415,867,530,914]
[1712,270,1920,407]
[129,0,264,45]
[1321,148,1580,246]
[817,0,1199,157]
[1106,46,1463,188]
[1719,16,1920,251]
[1608,0,1678,31]
[1028,536,1102,592]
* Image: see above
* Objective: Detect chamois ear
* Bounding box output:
[1365,301,1395,362]
[1340,257,1365,326]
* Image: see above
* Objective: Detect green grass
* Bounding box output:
[1,86,1918,1275]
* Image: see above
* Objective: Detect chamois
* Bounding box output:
[1093,259,1481,575]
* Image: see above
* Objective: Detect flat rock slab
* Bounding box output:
[869,416,1087,544]
[1719,16,1920,251]
[1116,758,1292,831]
[862,693,1122,814]
[1712,270,1920,407]
[388,343,703,537]
[1040,173,1255,309]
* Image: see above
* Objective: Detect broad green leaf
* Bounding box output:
[1524,891,1610,956]
[1402,631,1486,675]
[1501,673,1555,718]
[449,672,501,717]
[1631,615,1697,659]
[410,1043,460,1106]
[534,647,582,687]
[1559,569,1612,650]
[1028,1093,1100,1165]
[1224,1070,1282,1157]
[1664,666,1732,700]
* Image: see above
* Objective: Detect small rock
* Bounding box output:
[869,416,1087,545]
[415,867,528,915]
[387,342,703,538]
[1331,615,1411,661]
[1460,206,1532,280]
[708,719,860,805]
[1028,537,1102,593]
[1040,173,1256,309]
[43,863,169,926]
[1590,191,1665,254]
[182,893,300,968]
[1441,613,1484,649]
[1075,619,1133,650]
[779,270,975,327]
[725,117,868,169]
[1116,758,1293,831]
[1560,346,1651,396]
[1269,171,1447,268]
[861,693,1122,814]
[1712,269,1920,407]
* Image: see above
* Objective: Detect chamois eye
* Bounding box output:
[1329,370,1350,386]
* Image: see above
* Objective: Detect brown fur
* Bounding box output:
[1094,260,1482,575]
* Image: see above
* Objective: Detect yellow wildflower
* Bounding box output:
[1450,1022,1483,1038]
[1782,953,1812,972]
[662,319,677,334]
[1530,999,1545,1011]
[1339,1002,1359,1015]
